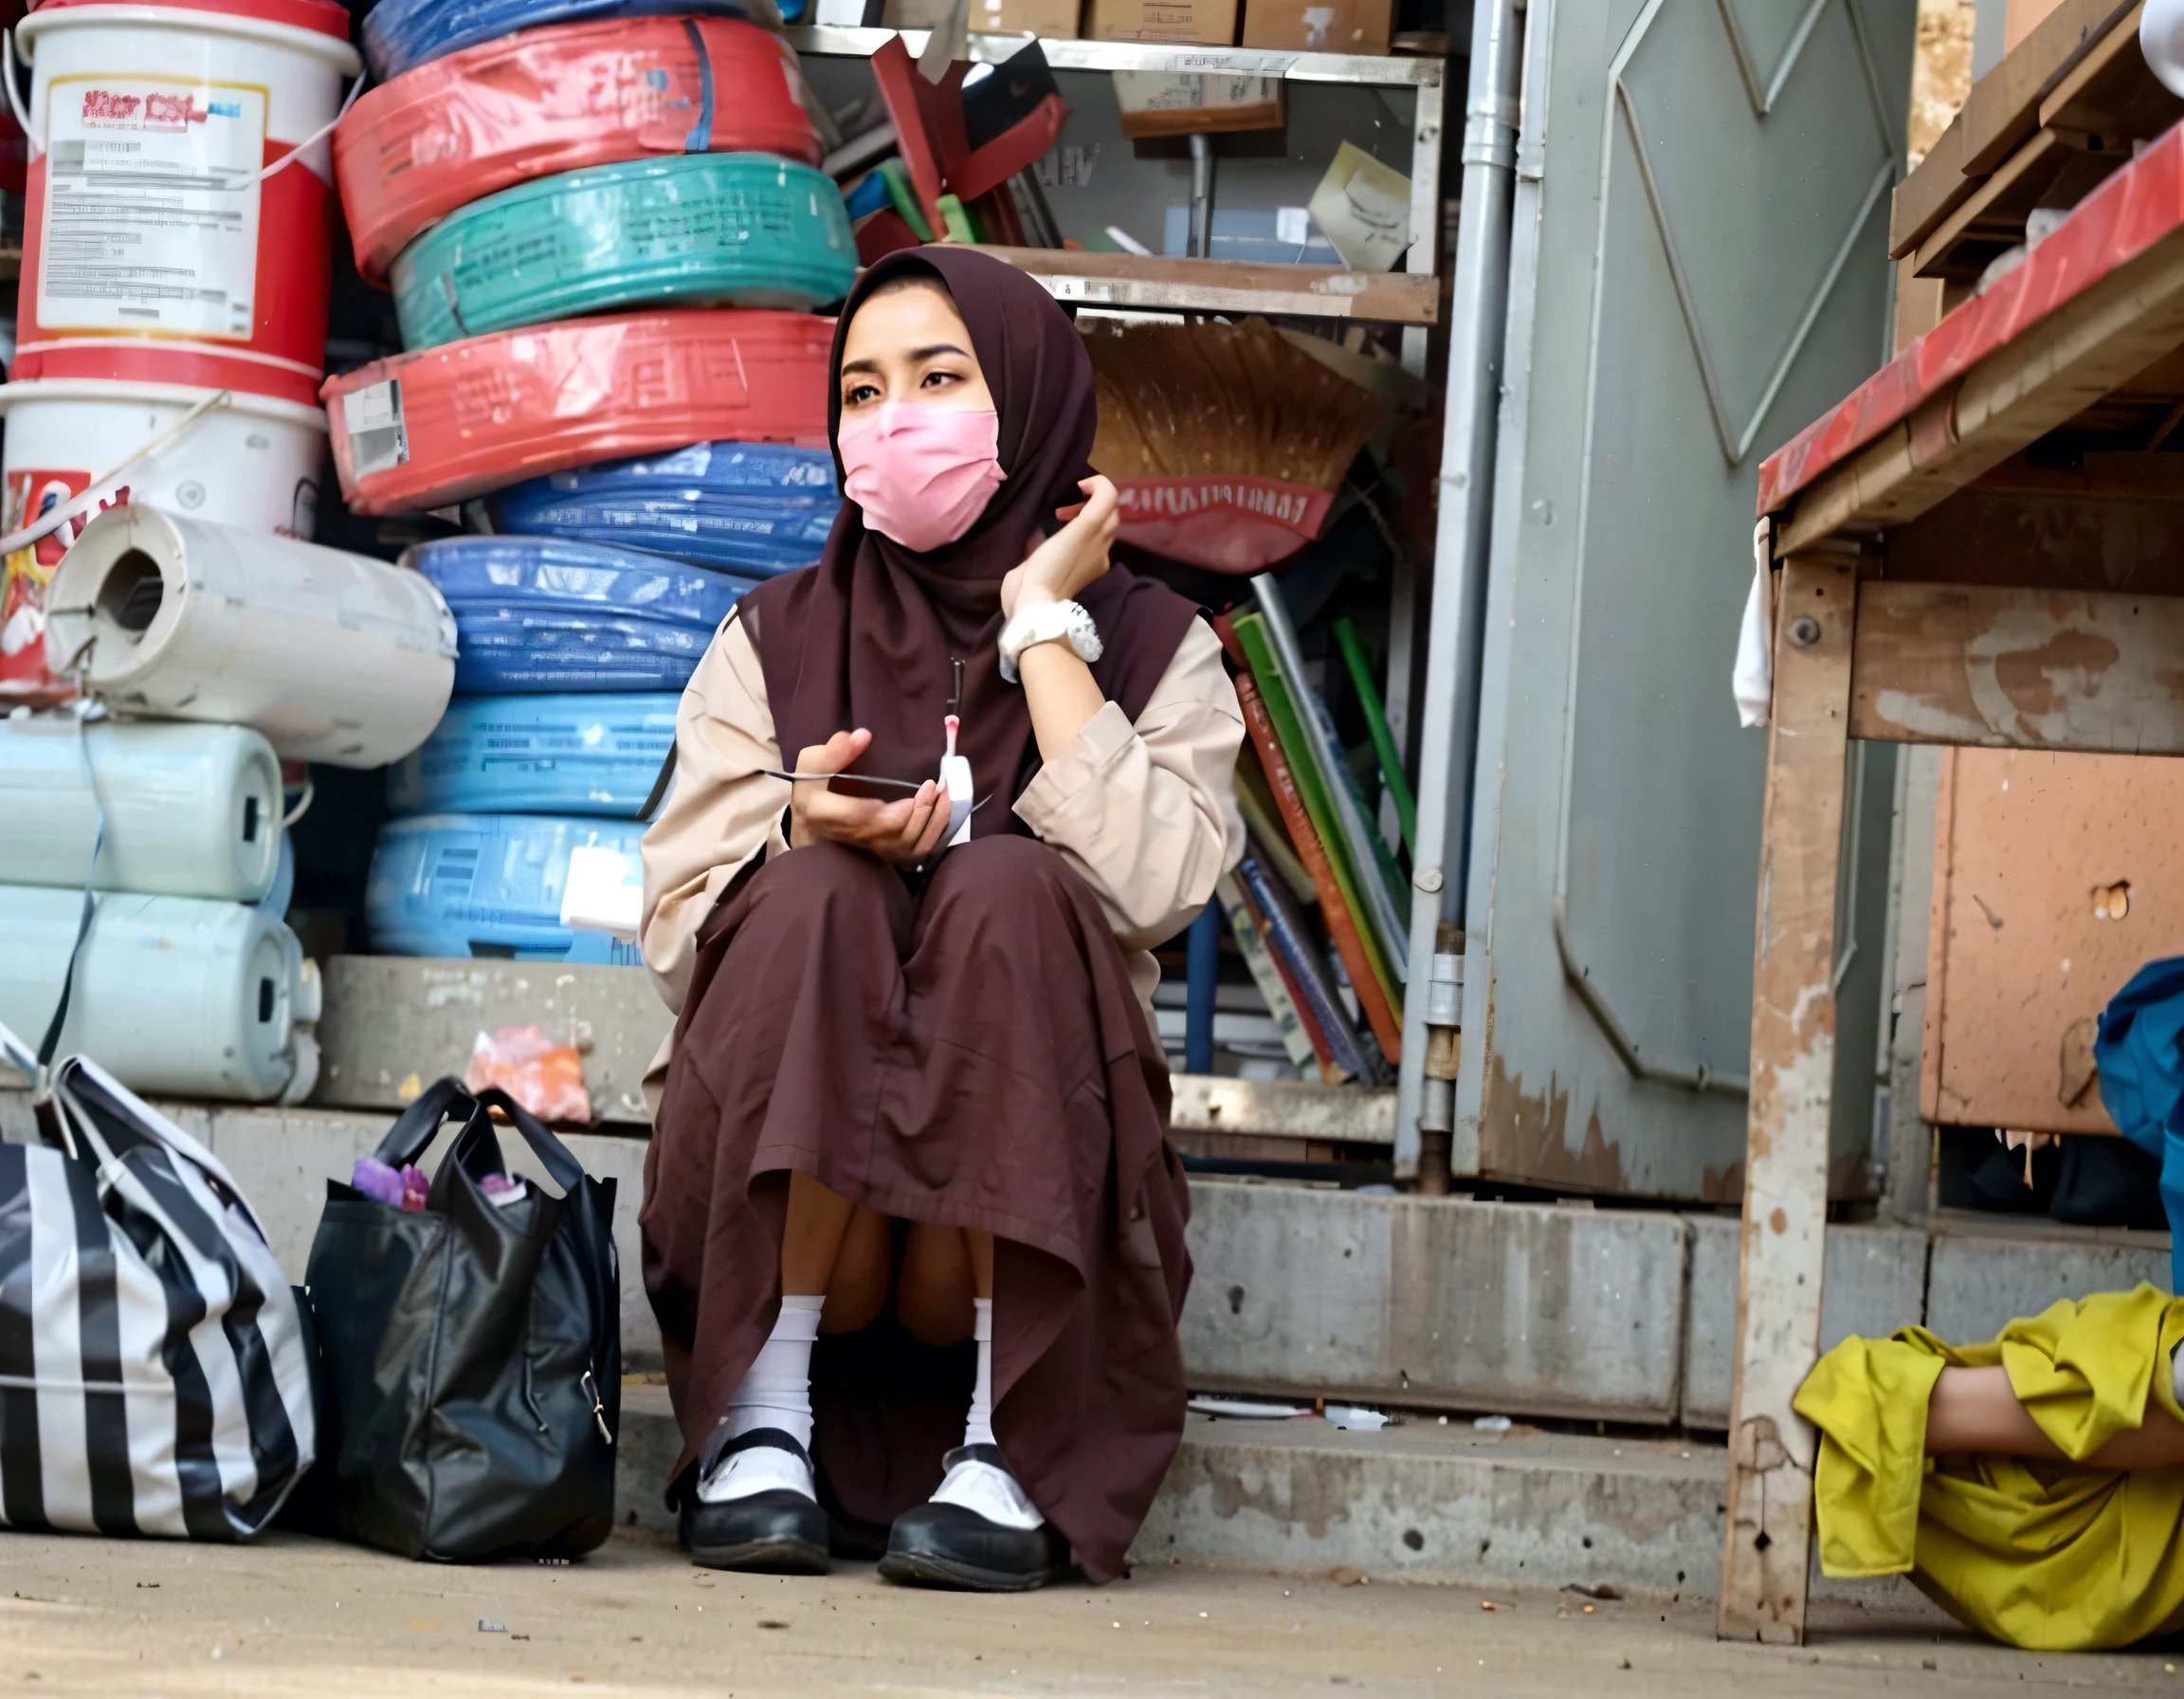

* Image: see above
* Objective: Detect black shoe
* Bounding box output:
[877,1445,1070,1593]
[680,1429,829,1575]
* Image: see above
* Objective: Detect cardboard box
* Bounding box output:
[1087,0,1237,46]
[886,0,1080,30]
[1241,0,1392,52]
[973,0,1083,35]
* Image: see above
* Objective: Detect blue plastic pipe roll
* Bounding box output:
[494,439,841,577]
[363,0,783,82]
[366,813,647,965]
[387,693,678,818]
[409,536,754,693]
[391,154,859,350]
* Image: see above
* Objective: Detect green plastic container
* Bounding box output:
[391,153,857,350]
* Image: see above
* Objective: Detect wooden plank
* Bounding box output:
[1885,483,2184,598]
[972,246,1441,324]
[2039,1,2180,140]
[1848,581,2184,753]
[1910,127,2071,282]
[1719,555,1855,1646]
[1891,109,1977,261]
[1891,0,2138,259]
[1777,221,2184,551]
[1960,0,2139,174]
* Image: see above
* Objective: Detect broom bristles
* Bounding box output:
[1083,316,1383,492]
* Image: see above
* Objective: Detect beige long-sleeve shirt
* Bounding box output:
[638,612,1246,1098]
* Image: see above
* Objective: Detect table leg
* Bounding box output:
[1718,554,1855,1644]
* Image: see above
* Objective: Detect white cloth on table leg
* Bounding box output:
[698,1292,824,1505]
[930,1296,1045,1529]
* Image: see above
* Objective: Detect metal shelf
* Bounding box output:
[782,26,1444,85]
[975,245,1438,322]
[788,27,1447,322]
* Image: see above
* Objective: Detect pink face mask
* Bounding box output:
[837,403,1005,554]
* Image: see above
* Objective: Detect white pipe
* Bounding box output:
[1392,0,1526,1178]
[45,506,458,770]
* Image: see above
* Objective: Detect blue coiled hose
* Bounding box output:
[366,813,648,964]
[387,692,680,818]
[362,0,791,82]
[410,536,755,693]
[493,439,840,576]
[391,154,858,350]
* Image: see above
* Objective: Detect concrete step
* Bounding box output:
[615,1384,1929,1611]
[1,1095,2166,1433]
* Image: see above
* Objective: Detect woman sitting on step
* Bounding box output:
[636,247,1243,1592]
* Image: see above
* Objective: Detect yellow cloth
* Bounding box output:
[1793,1284,2184,1651]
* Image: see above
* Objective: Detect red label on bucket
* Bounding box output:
[0,467,89,706]
[41,77,265,342]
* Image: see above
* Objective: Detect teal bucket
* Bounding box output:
[391,153,858,349]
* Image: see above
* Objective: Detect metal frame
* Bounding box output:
[787,26,1447,318]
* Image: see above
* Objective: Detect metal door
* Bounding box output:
[1446,0,1913,1199]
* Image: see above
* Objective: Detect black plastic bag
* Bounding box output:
[304,1078,620,1562]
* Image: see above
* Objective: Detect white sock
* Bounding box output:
[930,1296,1044,1530]
[965,1297,996,1447]
[699,1293,823,1505]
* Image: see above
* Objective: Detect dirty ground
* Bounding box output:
[1,1527,2175,1695]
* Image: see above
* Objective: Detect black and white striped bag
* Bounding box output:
[0,1025,317,1538]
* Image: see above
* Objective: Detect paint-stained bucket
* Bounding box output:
[11,0,362,410]
[0,377,327,705]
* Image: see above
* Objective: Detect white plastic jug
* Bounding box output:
[2148,0,2184,98]
[0,886,318,1104]
[0,717,282,902]
[44,504,458,768]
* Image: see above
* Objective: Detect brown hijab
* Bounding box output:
[739,247,1200,829]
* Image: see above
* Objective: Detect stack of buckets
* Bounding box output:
[0,0,358,707]
[0,0,464,1104]
[330,8,853,967]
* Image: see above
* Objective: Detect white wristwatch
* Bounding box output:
[997,598,1101,683]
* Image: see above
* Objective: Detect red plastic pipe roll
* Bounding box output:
[336,16,824,286]
[321,309,835,515]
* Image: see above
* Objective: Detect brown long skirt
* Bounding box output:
[641,835,1192,1581]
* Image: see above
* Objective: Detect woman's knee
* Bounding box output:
[920,836,1069,932]
[748,839,904,936]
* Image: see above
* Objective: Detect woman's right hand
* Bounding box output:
[786,727,952,866]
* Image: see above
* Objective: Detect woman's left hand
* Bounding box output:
[1001,475,1119,619]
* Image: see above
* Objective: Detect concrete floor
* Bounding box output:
[1,1528,2175,1696]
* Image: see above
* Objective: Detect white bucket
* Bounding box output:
[0,884,316,1103]
[12,0,361,410]
[0,716,282,901]
[0,378,328,541]
[45,504,458,768]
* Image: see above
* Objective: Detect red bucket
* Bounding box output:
[12,0,361,410]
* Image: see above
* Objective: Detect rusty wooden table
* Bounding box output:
[1722,107,2184,1642]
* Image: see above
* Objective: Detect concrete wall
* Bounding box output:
[2,1094,2167,1423]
